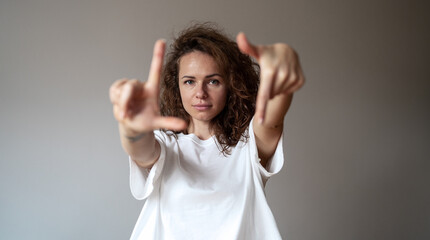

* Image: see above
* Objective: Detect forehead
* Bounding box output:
[178,51,220,75]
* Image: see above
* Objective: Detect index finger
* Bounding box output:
[236,32,260,59]
[146,39,166,90]
[255,69,275,124]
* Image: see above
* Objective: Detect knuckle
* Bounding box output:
[262,69,275,80]
[109,93,117,104]
[289,72,298,82]
[129,79,139,85]
[109,86,116,98]
[277,69,288,81]
[298,78,305,88]
[124,80,139,92]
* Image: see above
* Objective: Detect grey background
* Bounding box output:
[1,0,429,239]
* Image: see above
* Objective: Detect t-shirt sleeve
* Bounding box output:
[129,131,167,200]
[248,118,285,182]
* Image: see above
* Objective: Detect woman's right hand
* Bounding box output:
[109,40,187,137]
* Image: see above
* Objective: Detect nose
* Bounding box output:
[195,83,208,99]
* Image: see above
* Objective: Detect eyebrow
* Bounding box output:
[181,73,222,79]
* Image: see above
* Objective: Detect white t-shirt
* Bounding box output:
[129,120,284,240]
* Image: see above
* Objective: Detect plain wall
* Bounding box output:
[1,0,429,239]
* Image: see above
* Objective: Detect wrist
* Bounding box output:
[124,132,148,143]
[119,123,151,143]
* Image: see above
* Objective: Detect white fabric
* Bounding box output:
[129,119,284,240]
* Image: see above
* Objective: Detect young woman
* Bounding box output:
[109,24,304,239]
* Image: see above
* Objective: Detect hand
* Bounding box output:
[109,40,187,135]
[236,33,304,123]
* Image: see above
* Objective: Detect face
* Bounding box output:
[178,51,227,126]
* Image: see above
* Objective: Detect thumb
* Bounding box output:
[236,32,259,59]
[152,116,188,132]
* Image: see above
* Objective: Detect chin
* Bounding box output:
[193,112,218,122]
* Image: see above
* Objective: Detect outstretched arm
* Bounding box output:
[109,40,187,168]
[237,33,305,167]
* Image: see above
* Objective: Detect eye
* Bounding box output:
[183,80,194,85]
[209,79,220,85]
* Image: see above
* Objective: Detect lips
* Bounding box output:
[192,104,212,111]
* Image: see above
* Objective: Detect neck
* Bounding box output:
[187,120,213,140]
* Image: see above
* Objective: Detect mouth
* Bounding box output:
[192,104,212,111]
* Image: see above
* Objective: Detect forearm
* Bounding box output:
[262,93,293,129]
[119,124,160,168]
[253,93,292,165]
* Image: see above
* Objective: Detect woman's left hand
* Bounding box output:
[237,32,305,123]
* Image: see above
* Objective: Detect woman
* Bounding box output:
[110,23,304,239]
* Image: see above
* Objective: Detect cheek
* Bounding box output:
[217,89,228,107]
[179,88,192,115]
[179,87,190,105]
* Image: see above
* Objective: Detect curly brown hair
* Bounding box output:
[160,23,259,154]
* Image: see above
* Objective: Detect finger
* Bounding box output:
[271,66,289,94]
[147,39,166,90]
[236,32,260,59]
[118,80,140,119]
[255,66,276,124]
[109,78,128,104]
[286,73,305,94]
[152,116,188,131]
[112,105,124,122]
